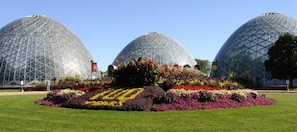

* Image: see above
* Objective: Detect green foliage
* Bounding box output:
[112,56,244,90]
[157,66,204,90]
[197,91,216,102]
[228,72,260,88]
[195,58,211,73]
[113,57,159,87]
[36,89,85,106]
[265,32,297,88]
[32,74,112,90]
[30,57,245,92]
[230,93,245,102]
[59,74,82,87]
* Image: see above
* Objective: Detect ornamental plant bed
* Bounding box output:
[41,86,165,111]
[35,57,276,111]
[36,85,276,112]
[71,85,111,92]
[171,85,226,91]
[153,88,275,111]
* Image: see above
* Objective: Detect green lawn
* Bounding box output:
[0,89,19,92]
[0,93,296,132]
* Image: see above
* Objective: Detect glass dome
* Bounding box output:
[112,32,197,67]
[0,15,99,86]
[213,12,297,85]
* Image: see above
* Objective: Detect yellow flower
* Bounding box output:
[87,87,144,107]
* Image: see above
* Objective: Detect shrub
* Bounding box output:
[140,86,165,102]
[152,91,276,111]
[230,93,245,102]
[62,89,107,109]
[36,89,85,107]
[157,66,204,91]
[197,91,216,102]
[113,57,160,87]
[122,98,153,111]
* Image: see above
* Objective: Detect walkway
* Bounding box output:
[0,90,296,96]
[0,91,49,96]
[256,90,297,93]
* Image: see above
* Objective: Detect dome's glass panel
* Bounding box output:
[112,32,197,67]
[0,15,99,86]
[214,13,297,85]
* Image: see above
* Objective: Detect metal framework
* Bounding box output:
[0,15,99,86]
[214,12,297,85]
[113,32,197,67]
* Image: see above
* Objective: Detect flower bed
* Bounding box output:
[35,89,85,107]
[36,86,276,112]
[61,86,165,111]
[170,85,226,91]
[71,85,110,91]
[152,88,275,111]
[35,58,276,111]
[85,87,144,107]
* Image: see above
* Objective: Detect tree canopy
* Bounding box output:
[264,32,297,88]
[195,59,210,74]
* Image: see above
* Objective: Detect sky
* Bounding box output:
[1,0,297,71]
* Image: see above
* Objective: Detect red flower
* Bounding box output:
[170,85,226,91]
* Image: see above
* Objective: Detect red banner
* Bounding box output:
[92,62,98,72]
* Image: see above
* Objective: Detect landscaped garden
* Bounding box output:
[0,93,296,132]
[35,57,275,111]
[1,57,296,131]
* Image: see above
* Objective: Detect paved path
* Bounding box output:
[0,91,49,96]
[256,90,297,93]
[0,90,296,96]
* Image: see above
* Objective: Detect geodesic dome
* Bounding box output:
[213,12,297,85]
[0,15,99,86]
[112,32,197,67]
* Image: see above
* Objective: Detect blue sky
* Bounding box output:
[1,1,296,71]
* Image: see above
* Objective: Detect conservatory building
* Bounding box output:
[0,15,99,87]
[111,32,197,68]
[213,12,297,85]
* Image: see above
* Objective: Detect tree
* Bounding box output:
[195,59,210,74]
[264,32,297,88]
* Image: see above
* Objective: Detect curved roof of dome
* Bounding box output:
[112,32,197,67]
[214,12,297,83]
[0,15,99,86]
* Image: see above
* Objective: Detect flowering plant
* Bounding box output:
[35,89,85,107]
[86,88,144,107]
[153,88,274,111]
[113,57,159,87]
[36,57,275,112]
[170,85,226,91]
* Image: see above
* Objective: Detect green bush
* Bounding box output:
[113,57,160,87]
[111,57,245,90]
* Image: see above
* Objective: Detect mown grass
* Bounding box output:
[0,93,296,132]
[0,89,19,92]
